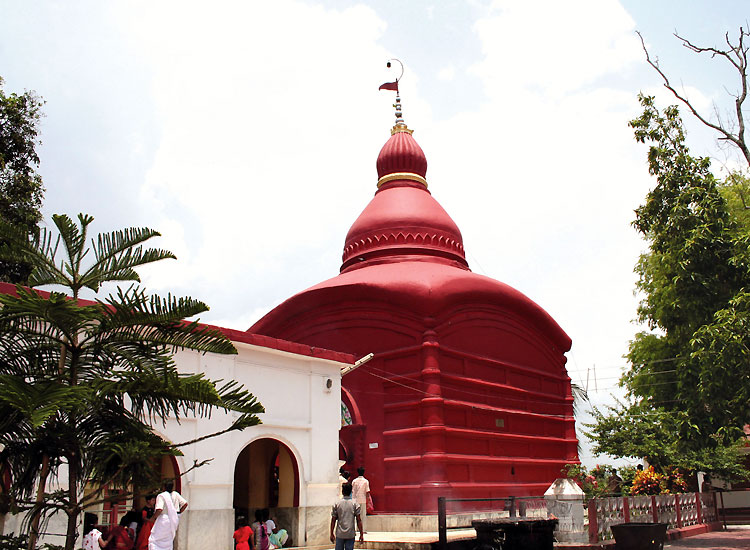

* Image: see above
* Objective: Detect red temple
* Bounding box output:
[250,119,578,514]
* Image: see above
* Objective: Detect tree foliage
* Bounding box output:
[587,95,750,479]
[588,27,750,480]
[0,213,264,550]
[0,76,45,284]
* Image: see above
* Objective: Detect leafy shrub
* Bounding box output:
[563,463,620,499]
[619,465,640,494]
[664,466,688,493]
[630,466,665,495]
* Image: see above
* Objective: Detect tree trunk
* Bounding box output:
[27,454,50,550]
[63,457,79,550]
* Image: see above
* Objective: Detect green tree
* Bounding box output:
[0,213,264,550]
[587,399,747,479]
[0,76,45,284]
[627,96,750,413]
[719,172,750,230]
[588,27,750,481]
[587,95,750,479]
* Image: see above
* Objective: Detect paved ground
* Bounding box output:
[285,529,476,550]
[664,525,750,549]
[289,526,750,550]
[359,528,475,544]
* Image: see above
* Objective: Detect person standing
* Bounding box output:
[233,517,254,550]
[148,481,188,550]
[338,468,350,499]
[135,495,157,550]
[82,512,107,550]
[330,483,363,550]
[252,509,269,550]
[350,467,370,533]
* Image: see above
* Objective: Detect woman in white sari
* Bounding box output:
[148,481,188,550]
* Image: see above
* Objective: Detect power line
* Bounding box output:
[362,366,578,419]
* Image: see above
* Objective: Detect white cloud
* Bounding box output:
[4,0,738,467]
[471,0,641,97]
[437,65,456,81]
[111,0,394,304]
[120,0,654,395]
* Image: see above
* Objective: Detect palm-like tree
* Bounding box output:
[0,214,264,550]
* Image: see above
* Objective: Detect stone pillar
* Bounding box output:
[544,478,586,543]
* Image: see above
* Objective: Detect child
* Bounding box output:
[233,517,254,550]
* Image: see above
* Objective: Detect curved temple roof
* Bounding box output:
[341,124,468,272]
[252,122,571,353]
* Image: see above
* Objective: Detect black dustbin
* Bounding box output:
[472,518,558,550]
[610,522,668,550]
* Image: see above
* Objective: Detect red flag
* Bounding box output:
[379,81,399,92]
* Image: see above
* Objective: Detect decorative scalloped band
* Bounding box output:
[342,230,465,263]
[377,172,428,189]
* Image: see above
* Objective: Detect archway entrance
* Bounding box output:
[233,438,299,517]
[84,454,181,528]
[339,391,365,476]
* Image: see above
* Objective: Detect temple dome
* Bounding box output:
[250,116,575,515]
[341,125,467,272]
[376,125,428,181]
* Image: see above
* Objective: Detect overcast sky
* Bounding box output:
[1,0,748,467]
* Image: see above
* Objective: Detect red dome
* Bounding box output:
[376,128,428,180]
[250,121,575,515]
[342,126,466,272]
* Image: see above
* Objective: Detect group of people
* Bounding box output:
[233,508,289,550]
[331,466,371,550]
[82,480,188,550]
[81,467,372,550]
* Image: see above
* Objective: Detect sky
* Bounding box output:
[1,0,748,468]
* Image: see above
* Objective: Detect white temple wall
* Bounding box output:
[2,339,346,550]
[165,341,344,549]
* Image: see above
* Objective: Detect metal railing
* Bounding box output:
[437,496,547,550]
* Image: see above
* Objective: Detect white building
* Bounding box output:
[2,328,354,549]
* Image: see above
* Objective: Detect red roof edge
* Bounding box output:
[0,282,355,365]
[205,324,355,364]
[0,281,57,300]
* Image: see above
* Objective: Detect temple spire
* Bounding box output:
[379,59,412,135]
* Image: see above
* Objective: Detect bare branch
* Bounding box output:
[77,463,129,507]
[78,459,210,509]
[676,32,742,71]
[167,425,240,448]
[636,29,750,168]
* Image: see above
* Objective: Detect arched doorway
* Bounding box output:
[339,389,365,475]
[84,454,182,528]
[233,438,299,517]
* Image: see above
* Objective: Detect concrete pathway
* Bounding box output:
[288,526,750,550]
[664,525,750,549]
[285,529,475,550]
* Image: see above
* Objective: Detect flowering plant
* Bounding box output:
[665,466,688,493]
[630,466,665,495]
[563,463,619,500]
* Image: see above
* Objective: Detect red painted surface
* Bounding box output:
[376,129,427,178]
[250,124,578,513]
[0,282,354,365]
